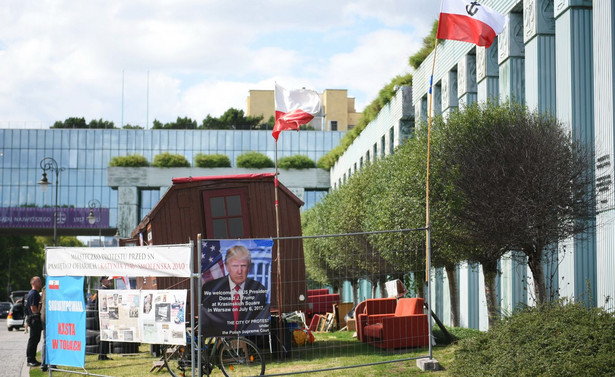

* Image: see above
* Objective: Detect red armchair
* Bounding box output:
[354,298,397,342]
[362,298,429,349]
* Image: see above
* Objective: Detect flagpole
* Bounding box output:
[274,139,284,359]
[425,32,440,360]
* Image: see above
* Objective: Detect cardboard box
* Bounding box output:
[346,318,356,332]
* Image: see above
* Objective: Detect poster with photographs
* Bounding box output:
[98,290,141,343]
[140,290,187,345]
[97,289,187,345]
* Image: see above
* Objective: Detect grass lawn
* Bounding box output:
[29,328,472,376]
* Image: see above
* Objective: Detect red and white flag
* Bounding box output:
[437,0,506,48]
[273,83,322,141]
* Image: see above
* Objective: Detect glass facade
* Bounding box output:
[0,129,343,231]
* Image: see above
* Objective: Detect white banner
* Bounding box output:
[46,245,192,277]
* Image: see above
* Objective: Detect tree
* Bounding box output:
[433,101,596,307]
[218,108,263,130]
[152,117,197,129]
[201,115,226,130]
[52,117,87,128]
[0,235,84,301]
[88,118,115,129]
[122,124,143,129]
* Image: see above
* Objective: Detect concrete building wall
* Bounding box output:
[410,0,611,327]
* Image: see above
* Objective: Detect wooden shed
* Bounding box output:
[127,173,308,314]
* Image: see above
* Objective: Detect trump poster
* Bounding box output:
[201,239,272,337]
[46,276,86,367]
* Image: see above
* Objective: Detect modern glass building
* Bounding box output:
[0,128,344,237]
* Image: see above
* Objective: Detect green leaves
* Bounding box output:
[236,151,274,168]
[277,155,316,169]
[450,301,615,376]
[109,154,149,167]
[151,152,190,168]
[194,153,231,168]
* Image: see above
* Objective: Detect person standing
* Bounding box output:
[25,276,43,367]
[97,276,113,360]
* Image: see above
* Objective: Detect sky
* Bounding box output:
[0,1,441,129]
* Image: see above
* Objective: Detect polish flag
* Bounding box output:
[273,83,322,141]
[49,280,60,290]
[437,0,507,48]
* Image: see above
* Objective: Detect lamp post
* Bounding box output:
[38,157,64,246]
[87,198,103,246]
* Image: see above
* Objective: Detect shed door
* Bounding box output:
[202,188,251,238]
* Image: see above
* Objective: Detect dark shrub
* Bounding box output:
[194,153,231,168]
[109,154,149,167]
[278,155,316,169]
[152,152,190,167]
[450,300,615,377]
[236,151,274,168]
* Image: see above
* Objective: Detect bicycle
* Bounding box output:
[162,327,265,377]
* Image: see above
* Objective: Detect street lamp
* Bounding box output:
[87,198,103,246]
[38,157,64,246]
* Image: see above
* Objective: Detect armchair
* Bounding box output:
[355,298,397,342]
[363,297,429,349]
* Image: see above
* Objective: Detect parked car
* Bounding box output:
[7,290,29,331]
[0,302,10,318]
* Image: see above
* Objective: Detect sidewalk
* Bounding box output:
[21,339,42,377]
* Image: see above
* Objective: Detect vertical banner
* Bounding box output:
[201,239,272,337]
[46,276,86,368]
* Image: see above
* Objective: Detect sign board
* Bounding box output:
[46,245,192,277]
[46,276,86,367]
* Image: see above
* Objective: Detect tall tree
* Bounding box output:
[433,101,596,308]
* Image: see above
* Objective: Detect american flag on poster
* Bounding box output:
[202,241,226,283]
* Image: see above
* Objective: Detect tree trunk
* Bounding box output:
[482,259,500,328]
[349,279,359,305]
[379,276,387,298]
[444,263,460,327]
[527,250,546,304]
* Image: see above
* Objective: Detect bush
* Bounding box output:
[152,152,190,167]
[194,153,232,168]
[278,155,316,169]
[236,151,274,168]
[449,301,615,377]
[108,154,149,167]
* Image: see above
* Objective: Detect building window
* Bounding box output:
[202,188,250,238]
[381,136,386,158]
[330,121,338,131]
[360,157,363,168]
[373,143,378,160]
[389,127,395,155]
[366,150,370,163]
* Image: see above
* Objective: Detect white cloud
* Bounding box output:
[0,0,440,128]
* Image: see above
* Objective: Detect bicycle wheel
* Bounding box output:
[162,344,191,377]
[218,337,265,377]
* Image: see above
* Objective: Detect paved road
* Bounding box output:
[0,318,32,377]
